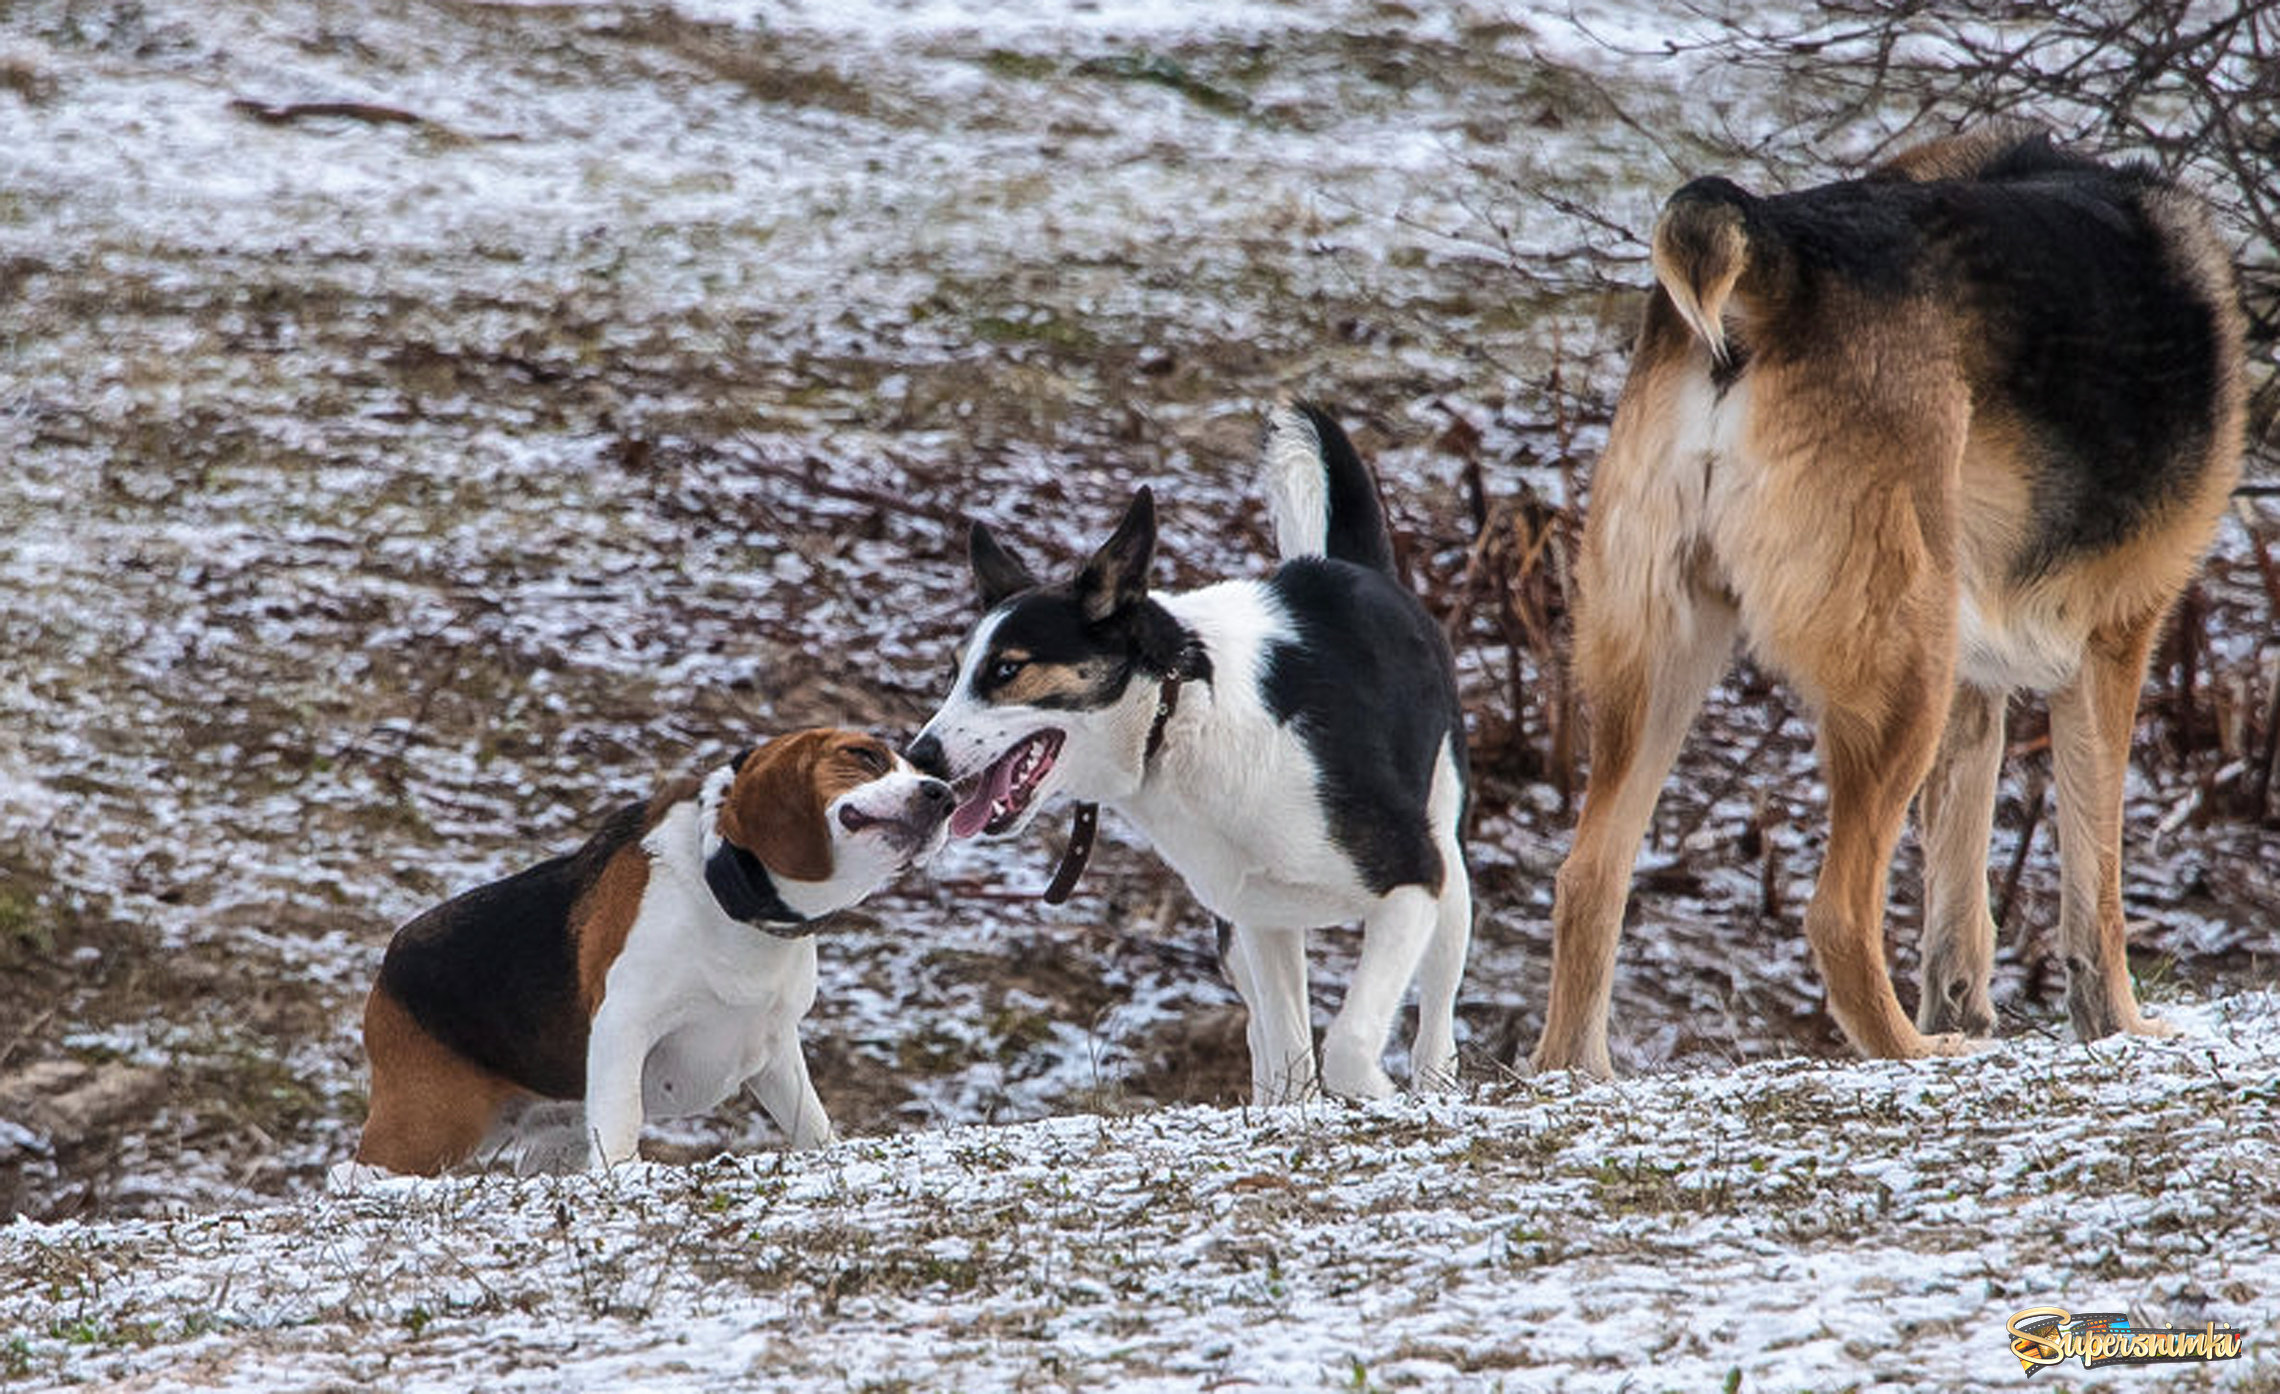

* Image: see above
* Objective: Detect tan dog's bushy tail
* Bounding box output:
[1649,177,1755,364]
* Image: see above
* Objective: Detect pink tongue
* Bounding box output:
[950,751,1022,839]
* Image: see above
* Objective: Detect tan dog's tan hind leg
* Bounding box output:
[1807,685,1970,1060]
[2050,613,2178,1041]
[1717,349,1975,1063]
[1914,684,2006,1035]
[1531,591,1739,1079]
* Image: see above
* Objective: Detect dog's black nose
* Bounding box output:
[906,734,947,779]
[917,777,953,810]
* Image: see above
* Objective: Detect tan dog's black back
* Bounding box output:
[1534,124,2244,1077]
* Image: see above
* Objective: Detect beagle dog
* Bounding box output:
[343,729,952,1178]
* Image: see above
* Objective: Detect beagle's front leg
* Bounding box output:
[745,1023,835,1151]
[582,1015,650,1169]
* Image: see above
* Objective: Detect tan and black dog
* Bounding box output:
[1532,124,2245,1077]
[343,729,951,1178]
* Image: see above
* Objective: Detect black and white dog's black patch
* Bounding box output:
[909,402,1472,1103]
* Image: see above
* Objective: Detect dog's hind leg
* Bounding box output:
[354,986,525,1177]
[1408,739,1474,1092]
[2049,613,2176,1042]
[1915,683,2006,1036]
[1809,682,1974,1059]
[1531,596,1739,1079]
[1323,886,1439,1099]
[1228,923,1317,1104]
[1409,874,1472,1092]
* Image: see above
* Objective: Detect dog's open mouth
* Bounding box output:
[838,804,941,858]
[950,729,1063,838]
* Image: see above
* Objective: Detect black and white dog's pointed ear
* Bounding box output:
[969,520,1040,608]
[1077,487,1156,623]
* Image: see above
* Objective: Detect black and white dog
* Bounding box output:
[908,403,1471,1103]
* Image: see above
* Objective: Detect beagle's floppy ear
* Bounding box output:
[1076,487,1156,623]
[719,731,836,884]
[969,521,1040,609]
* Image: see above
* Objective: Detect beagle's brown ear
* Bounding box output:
[720,730,837,884]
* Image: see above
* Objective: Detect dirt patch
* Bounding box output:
[0,1060,168,1139]
[1118,1004,1253,1109]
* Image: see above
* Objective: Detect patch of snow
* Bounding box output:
[7,995,2278,1389]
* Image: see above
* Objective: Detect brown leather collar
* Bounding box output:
[1042,802,1097,905]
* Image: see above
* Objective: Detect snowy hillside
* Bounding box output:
[8,992,2278,1390]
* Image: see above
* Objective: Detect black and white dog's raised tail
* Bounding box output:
[909,400,1472,1103]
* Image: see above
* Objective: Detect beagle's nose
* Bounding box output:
[905,734,947,779]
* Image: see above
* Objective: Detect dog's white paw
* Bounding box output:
[787,1121,838,1152]
[1910,1030,1988,1060]
[2118,1011,2185,1042]
[1410,1059,1461,1095]
[1409,1033,1460,1093]
[1320,1041,1395,1101]
[1248,1047,1321,1107]
[326,1159,394,1192]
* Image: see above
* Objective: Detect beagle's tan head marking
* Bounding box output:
[719,728,896,883]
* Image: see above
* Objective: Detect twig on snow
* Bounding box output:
[228,98,431,128]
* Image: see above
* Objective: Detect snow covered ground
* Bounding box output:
[7,991,2278,1390]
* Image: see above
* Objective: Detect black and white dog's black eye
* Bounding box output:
[989,658,1024,684]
